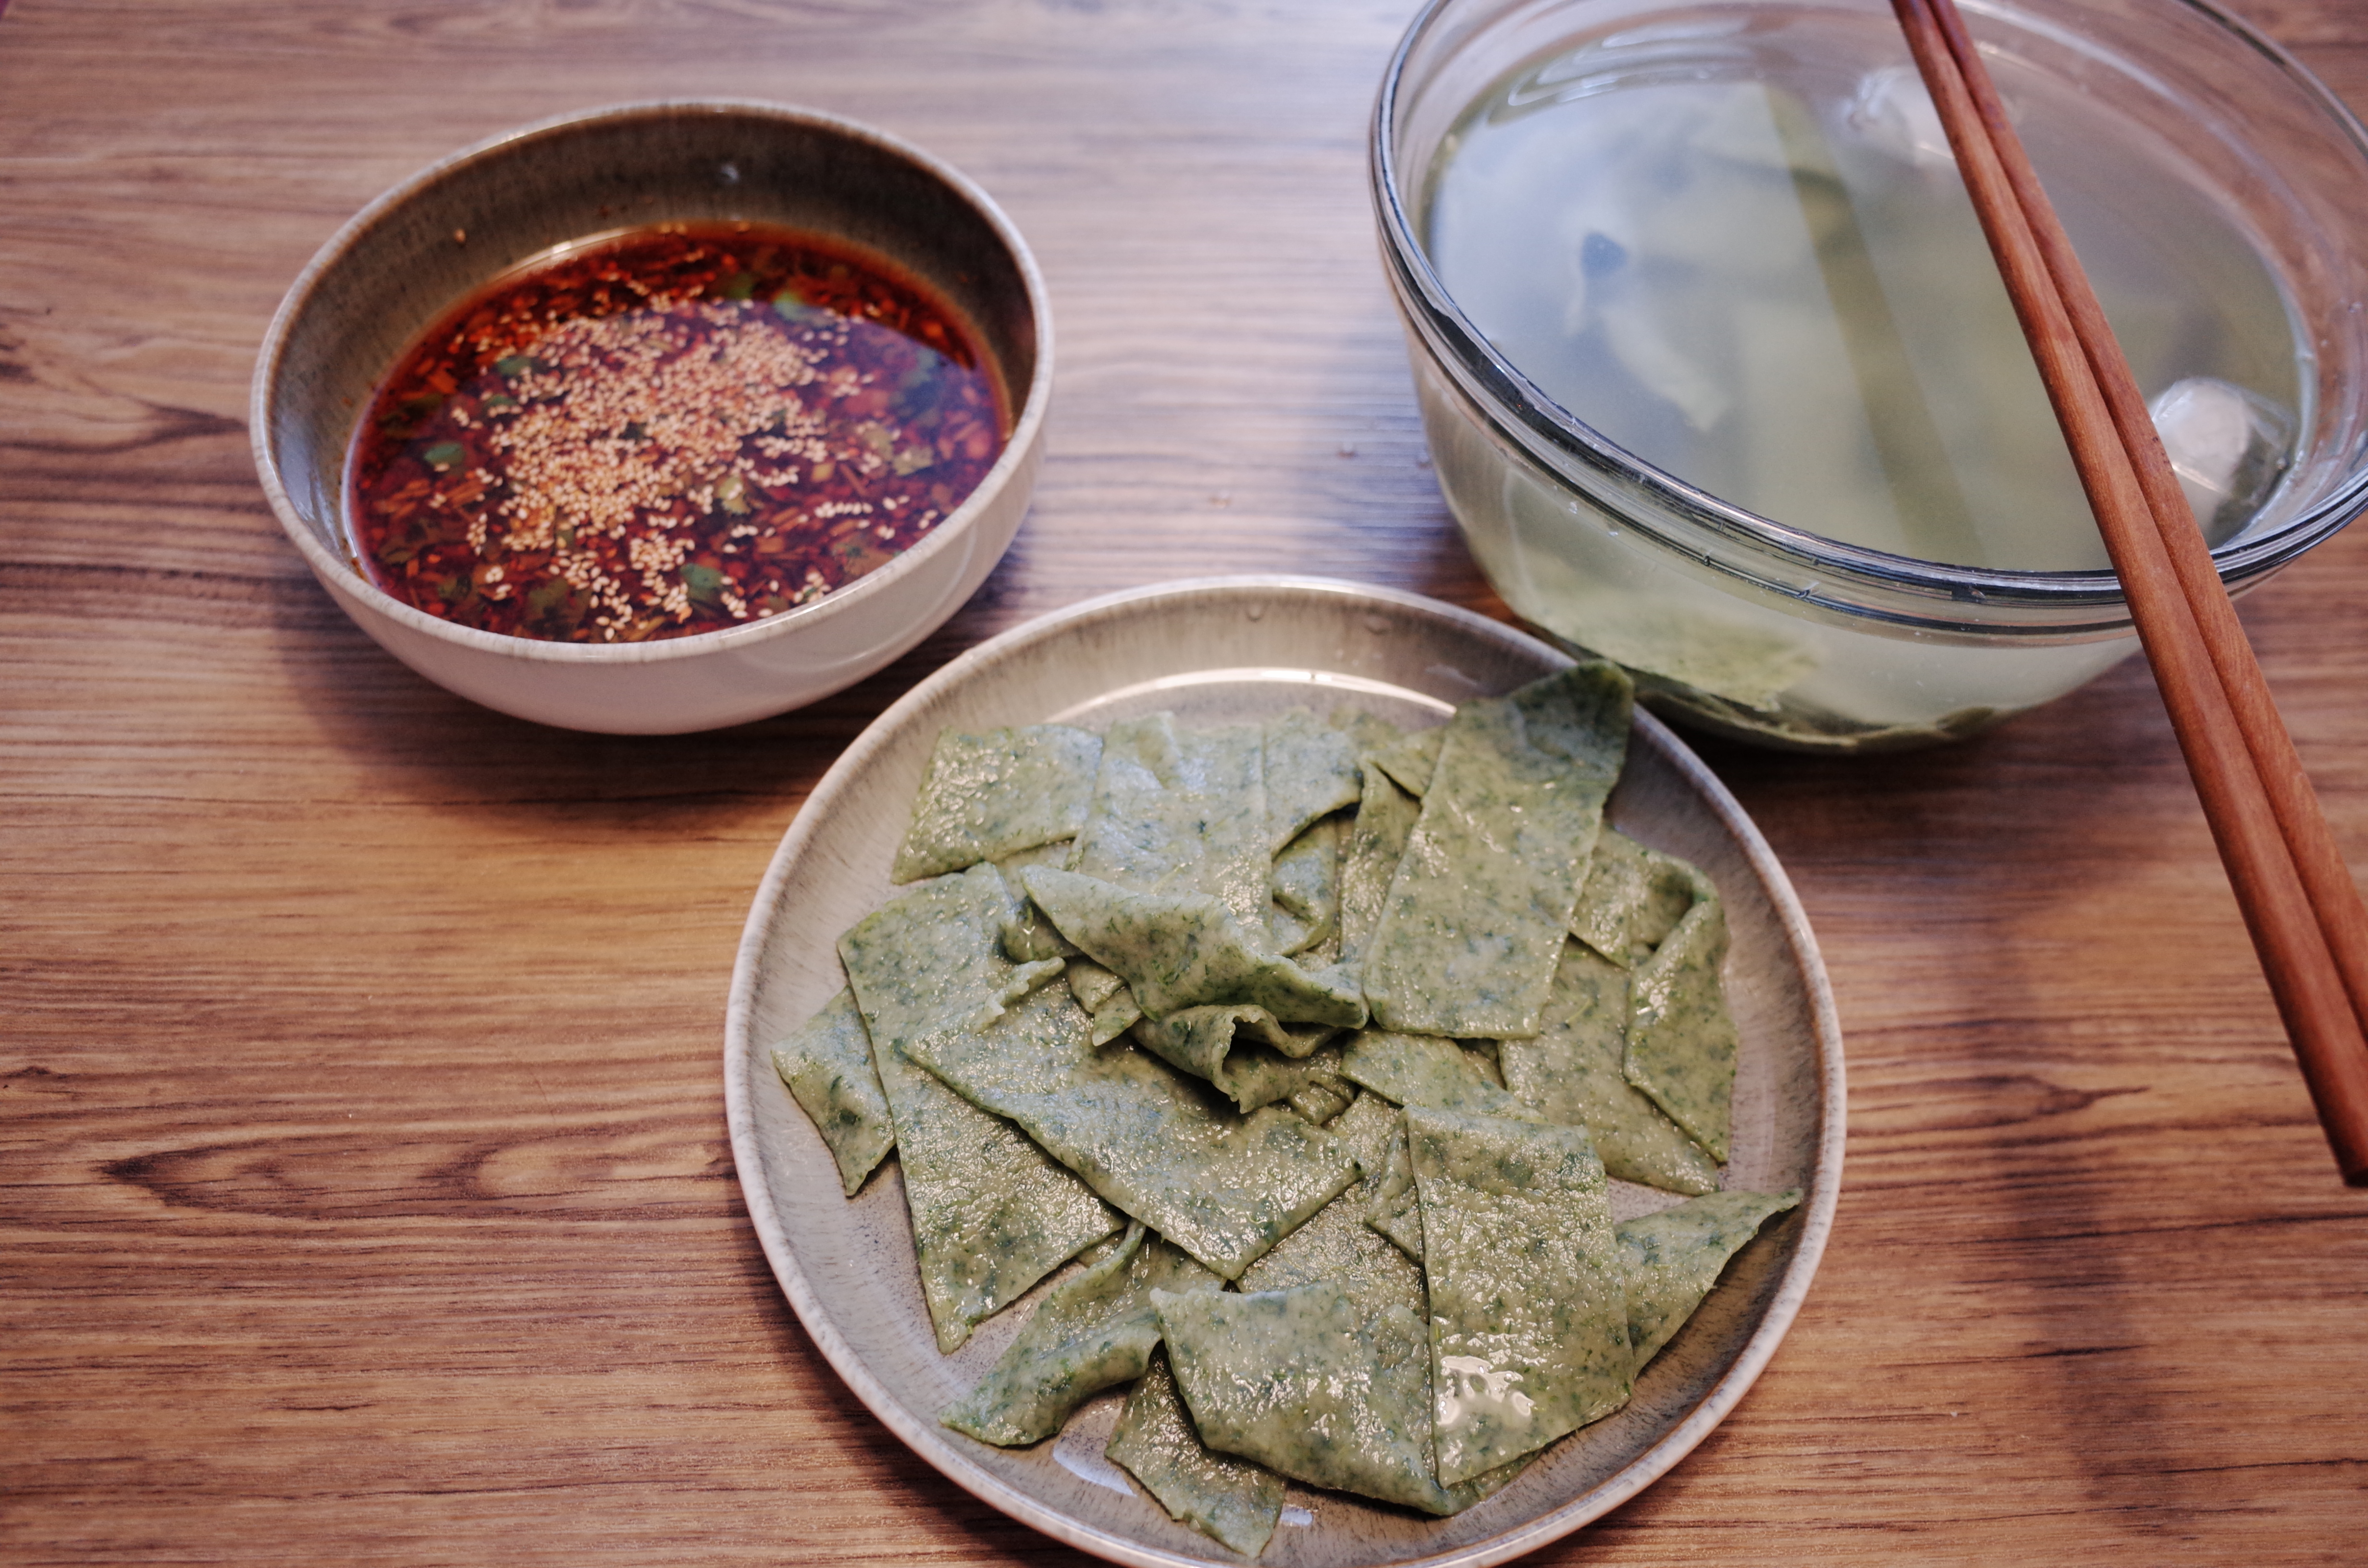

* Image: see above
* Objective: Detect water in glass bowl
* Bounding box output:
[1421,3,2302,572]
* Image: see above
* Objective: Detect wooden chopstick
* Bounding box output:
[1891,0,2368,1183]
[1913,0,2368,1055]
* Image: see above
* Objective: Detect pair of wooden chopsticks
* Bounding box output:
[1891,0,2368,1184]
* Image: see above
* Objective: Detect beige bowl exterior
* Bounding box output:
[252,100,1050,734]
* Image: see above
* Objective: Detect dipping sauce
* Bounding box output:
[345,223,1005,642]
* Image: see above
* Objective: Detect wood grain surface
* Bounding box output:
[3,1,2364,1564]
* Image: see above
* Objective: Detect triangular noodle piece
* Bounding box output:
[770,986,896,1196]
[891,724,1102,882]
[1500,941,1720,1195]
[1618,1188,1800,1370]
[1623,883,1738,1162]
[900,980,1361,1280]
[1362,663,1633,1039]
[941,1222,1221,1447]
[1107,1350,1286,1560]
[1568,829,1701,967]
[1408,1105,1633,1485]
[1156,1283,1459,1514]
[839,866,1122,1351]
[1157,1282,1529,1516]
[1240,1090,1423,1311]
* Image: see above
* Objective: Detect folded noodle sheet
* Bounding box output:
[899,952,1361,1281]
[838,865,1121,1351]
[940,1221,1220,1447]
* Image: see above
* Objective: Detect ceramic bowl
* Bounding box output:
[251,100,1051,734]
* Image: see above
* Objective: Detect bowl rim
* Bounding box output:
[249,97,1053,667]
[1369,0,2368,621]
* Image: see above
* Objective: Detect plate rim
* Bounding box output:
[723,573,1846,1568]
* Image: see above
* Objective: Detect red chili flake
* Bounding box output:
[344,223,1008,643]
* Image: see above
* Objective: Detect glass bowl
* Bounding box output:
[1373,0,2368,750]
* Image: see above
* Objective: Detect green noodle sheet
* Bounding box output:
[1361,664,1633,1039]
[1069,713,1270,924]
[1499,941,1721,1195]
[1624,886,1739,1162]
[1568,829,1702,966]
[900,979,1361,1280]
[1107,1351,1286,1558]
[941,1222,1221,1447]
[1619,1188,1801,1369]
[891,724,1103,882]
[1408,1106,1633,1484]
[838,866,1121,1350]
[768,986,896,1196]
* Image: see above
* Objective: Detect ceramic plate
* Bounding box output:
[724,576,1844,1568]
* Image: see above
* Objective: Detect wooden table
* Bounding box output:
[5,1,2365,1562]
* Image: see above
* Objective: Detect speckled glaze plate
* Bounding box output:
[724,576,1844,1568]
